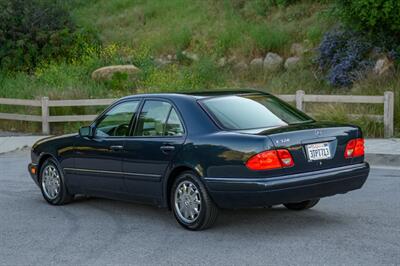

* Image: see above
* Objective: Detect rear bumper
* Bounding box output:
[204,163,369,209]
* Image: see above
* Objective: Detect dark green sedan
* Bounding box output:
[28,91,369,230]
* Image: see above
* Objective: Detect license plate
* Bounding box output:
[306,142,331,161]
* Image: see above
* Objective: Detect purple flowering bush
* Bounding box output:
[317,29,374,87]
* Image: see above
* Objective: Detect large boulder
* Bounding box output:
[284,56,301,70]
[249,57,264,72]
[263,52,283,71]
[92,65,140,81]
[373,56,394,76]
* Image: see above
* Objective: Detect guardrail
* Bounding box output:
[0,90,395,137]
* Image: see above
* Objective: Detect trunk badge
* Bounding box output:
[315,129,323,136]
[275,138,290,144]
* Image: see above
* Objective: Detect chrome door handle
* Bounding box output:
[160,145,175,154]
[109,145,124,151]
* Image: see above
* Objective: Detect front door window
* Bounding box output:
[95,101,140,137]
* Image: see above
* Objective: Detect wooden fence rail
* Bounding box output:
[0,91,395,137]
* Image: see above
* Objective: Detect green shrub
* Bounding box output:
[335,0,400,37]
[171,27,192,52]
[272,0,300,6]
[230,0,299,10]
[190,57,224,89]
[250,25,289,53]
[215,26,242,56]
[230,0,301,18]
[0,0,99,72]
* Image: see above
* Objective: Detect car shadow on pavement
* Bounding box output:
[64,196,346,234]
[216,206,346,232]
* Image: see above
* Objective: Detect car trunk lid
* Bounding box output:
[238,121,361,175]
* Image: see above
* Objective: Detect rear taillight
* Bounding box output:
[344,138,365,158]
[246,149,294,170]
[277,149,295,167]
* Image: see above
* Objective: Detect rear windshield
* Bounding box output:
[201,93,313,130]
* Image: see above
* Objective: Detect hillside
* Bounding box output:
[0,0,398,136]
[72,0,330,57]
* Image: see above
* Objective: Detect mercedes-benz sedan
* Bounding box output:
[28,91,369,230]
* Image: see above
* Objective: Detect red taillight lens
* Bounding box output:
[344,138,364,158]
[246,149,294,170]
[277,149,294,167]
[354,138,365,157]
[246,150,281,170]
[344,139,356,158]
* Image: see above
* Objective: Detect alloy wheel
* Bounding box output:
[174,180,202,224]
[41,165,61,200]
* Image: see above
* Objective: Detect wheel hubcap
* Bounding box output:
[174,180,201,223]
[41,165,61,200]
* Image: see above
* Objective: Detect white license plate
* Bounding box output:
[306,142,331,161]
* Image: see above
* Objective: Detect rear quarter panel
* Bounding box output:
[173,132,274,179]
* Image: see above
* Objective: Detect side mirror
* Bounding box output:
[79,126,93,138]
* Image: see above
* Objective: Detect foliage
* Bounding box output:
[171,27,192,52]
[0,0,398,137]
[190,57,224,89]
[331,0,400,66]
[334,0,400,38]
[215,27,242,56]
[231,0,300,14]
[317,29,374,87]
[0,0,99,72]
[71,0,326,57]
[249,24,290,54]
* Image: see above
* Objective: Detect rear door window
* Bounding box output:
[135,100,171,137]
[165,108,184,136]
[135,100,185,137]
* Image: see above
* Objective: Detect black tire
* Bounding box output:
[39,158,73,205]
[283,199,320,211]
[171,171,219,230]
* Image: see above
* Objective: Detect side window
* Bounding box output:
[95,101,139,137]
[165,108,184,136]
[135,100,171,136]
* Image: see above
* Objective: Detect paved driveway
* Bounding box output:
[1,151,399,265]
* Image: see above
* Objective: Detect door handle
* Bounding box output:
[109,145,124,151]
[160,145,175,154]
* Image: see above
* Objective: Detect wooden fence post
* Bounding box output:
[296,90,305,111]
[383,91,394,138]
[41,96,50,135]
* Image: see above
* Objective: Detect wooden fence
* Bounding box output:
[0,90,395,137]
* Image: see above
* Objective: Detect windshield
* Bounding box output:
[201,93,313,130]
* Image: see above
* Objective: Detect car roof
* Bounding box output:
[120,89,269,101]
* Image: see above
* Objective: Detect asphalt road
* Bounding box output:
[0,151,399,266]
